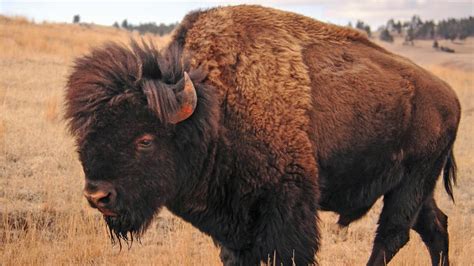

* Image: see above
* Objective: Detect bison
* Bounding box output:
[65,5,460,266]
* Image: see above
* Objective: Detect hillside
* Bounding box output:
[0,15,170,61]
[375,36,474,72]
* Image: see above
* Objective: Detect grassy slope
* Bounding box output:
[0,16,473,265]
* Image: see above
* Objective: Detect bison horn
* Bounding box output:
[168,72,197,124]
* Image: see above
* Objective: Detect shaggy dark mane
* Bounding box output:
[65,40,206,142]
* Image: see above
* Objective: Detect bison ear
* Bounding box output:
[168,72,197,124]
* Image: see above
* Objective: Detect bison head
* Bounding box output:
[65,41,219,244]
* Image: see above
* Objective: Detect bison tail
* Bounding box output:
[443,148,457,202]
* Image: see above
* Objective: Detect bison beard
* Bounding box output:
[103,197,157,248]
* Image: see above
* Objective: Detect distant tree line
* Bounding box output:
[379,28,394,43]
[354,20,372,37]
[437,17,474,40]
[71,14,177,36]
[114,19,177,36]
[73,15,80,24]
[71,14,473,41]
[379,15,474,43]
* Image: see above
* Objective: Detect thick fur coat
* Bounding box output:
[66,5,460,266]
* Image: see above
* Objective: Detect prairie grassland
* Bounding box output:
[0,16,473,265]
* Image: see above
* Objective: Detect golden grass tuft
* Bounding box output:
[1,16,473,265]
[0,15,30,25]
[0,118,4,155]
[43,95,60,123]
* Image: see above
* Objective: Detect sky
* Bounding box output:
[1,0,473,29]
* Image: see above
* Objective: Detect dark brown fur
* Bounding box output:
[65,5,460,266]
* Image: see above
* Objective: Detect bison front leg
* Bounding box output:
[218,246,254,266]
[217,219,319,266]
[217,245,279,266]
[215,196,320,265]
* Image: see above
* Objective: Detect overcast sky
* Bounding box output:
[1,0,473,28]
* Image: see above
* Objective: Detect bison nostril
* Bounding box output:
[84,189,116,208]
[98,193,111,205]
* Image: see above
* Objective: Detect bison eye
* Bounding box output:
[135,134,154,150]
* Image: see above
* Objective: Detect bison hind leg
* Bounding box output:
[413,195,449,266]
[367,150,450,266]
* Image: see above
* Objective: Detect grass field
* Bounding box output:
[0,16,473,265]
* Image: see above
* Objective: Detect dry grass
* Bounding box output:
[0,15,169,62]
[0,16,473,265]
